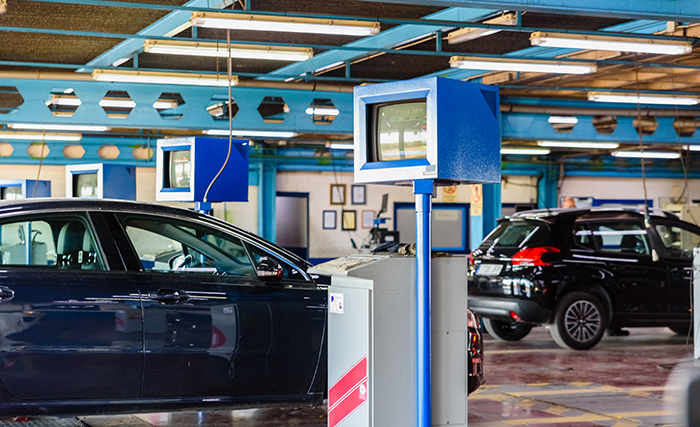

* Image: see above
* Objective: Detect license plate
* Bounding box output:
[476,264,503,276]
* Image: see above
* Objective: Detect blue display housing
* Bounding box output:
[156,137,249,203]
[354,77,501,185]
[0,179,51,199]
[65,164,135,200]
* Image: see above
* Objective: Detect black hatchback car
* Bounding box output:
[469,207,699,350]
[0,198,327,416]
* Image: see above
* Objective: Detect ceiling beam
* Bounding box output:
[261,7,497,81]
[353,0,700,23]
[80,0,233,72]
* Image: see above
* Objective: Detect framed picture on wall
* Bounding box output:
[351,184,366,205]
[342,210,356,231]
[323,210,337,229]
[330,184,346,205]
[362,210,375,229]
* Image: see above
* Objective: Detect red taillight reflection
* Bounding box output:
[468,252,474,265]
[511,246,560,267]
[510,311,523,322]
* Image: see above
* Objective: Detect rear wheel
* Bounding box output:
[550,292,606,350]
[483,318,533,341]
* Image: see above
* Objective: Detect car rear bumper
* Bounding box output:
[469,296,552,324]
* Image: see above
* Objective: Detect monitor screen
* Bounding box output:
[73,173,98,198]
[1,186,22,200]
[168,149,191,189]
[374,100,427,162]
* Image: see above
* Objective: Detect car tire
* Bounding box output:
[669,326,692,336]
[482,318,533,341]
[550,292,606,350]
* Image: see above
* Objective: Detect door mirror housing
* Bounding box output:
[257,257,284,282]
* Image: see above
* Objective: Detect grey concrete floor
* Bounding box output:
[0,326,693,426]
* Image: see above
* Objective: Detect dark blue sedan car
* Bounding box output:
[0,198,327,416]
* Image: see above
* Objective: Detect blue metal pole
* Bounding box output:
[414,179,433,427]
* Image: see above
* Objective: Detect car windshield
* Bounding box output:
[478,219,550,258]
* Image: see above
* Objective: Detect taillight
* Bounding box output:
[468,252,474,265]
[511,246,560,267]
[467,310,478,329]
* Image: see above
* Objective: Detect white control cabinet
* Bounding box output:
[309,254,469,427]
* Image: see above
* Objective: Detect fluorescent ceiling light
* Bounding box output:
[501,148,550,155]
[530,31,692,55]
[144,40,314,62]
[9,124,109,132]
[538,141,619,149]
[46,95,81,107]
[92,69,238,87]
[548,116,579,124]
[98,98,136,109]
[306,107,340,116]
[0,131,82,141]
[588,91,699,105]
[685,145,700,151]
[449,56,597,74]
[612,150,680,159]
[446,13,517,44]
[153,100,179,109]
[329,143,353,150]
[205,129,297,138]
[190,11,380,37]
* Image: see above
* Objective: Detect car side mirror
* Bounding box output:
[257,257,284,282]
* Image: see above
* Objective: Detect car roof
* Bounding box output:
[508,206,679,222]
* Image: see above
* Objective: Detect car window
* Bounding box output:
[119,215,256,277]
[655,223,700,259]
[0,216,104,270]
[589,221,650,255]
[573,224,595,250]
[481,220,549,248]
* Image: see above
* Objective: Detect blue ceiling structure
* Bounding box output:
[0,0,699,170]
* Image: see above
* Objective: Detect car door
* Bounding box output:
[109,212,325,401]
[587,219,669,324]
[651,220,699,322]
[0,211,142,400]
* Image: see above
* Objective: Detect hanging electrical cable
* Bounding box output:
[634,60,652,228]
[203,28,235,204]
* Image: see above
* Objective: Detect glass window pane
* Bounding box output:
[121,216,255,277]
[0,217,103,269]
[655,224,700,259]
[573,224,595,250]
[590,222,649,255]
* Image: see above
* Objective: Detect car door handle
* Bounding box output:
[148,289,190,304]
[0,287,14,302]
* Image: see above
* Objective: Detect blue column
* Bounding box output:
[413,179,433,427]
[469,183,501,251]
[537,169,559,210]
[257,162,277,243]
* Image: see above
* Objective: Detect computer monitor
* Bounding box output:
[65,164,135,200]
[354,77,501,185]
[0,186,22,200]
[167,149,192,189]
[156,137,249,203]
[370,100,427,162]
[72,173,98,198]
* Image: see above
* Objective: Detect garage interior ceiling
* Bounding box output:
[1,0,700,163]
